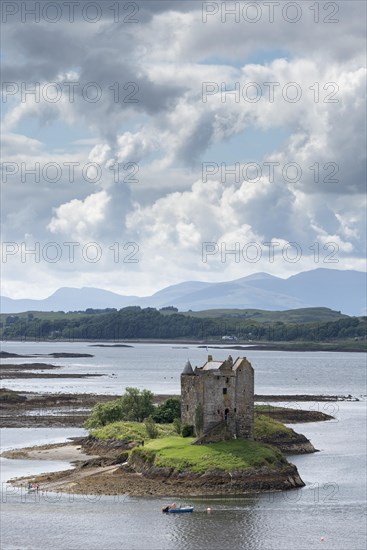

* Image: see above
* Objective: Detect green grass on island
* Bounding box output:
[132,437,285,473]
[90,413,293,442]
[253,414,294,438]
[90,421,176,441]
[90,414,292,474]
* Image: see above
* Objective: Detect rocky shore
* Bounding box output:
[255,431,316,454]
[4,437,305,497]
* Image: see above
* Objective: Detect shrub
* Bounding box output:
[182,424,194,437]
[173,418,182,434]
[90,421,176,441]
[144,416,159,439]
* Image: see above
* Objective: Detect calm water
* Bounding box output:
[1,340,366,396]
[0,343,366,549]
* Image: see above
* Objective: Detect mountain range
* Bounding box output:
[1,269,366,316]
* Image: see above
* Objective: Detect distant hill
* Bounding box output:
[1,269,366,316]
[182,307,349,323]
[1,287,137,314]
[1,306,348,325]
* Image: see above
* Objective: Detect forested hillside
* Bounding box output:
[1,307,366,343]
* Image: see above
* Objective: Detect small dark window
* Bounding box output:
[234,407,237,413]
[186,405,189,411]
[226,377,229,383]
[217,409,220,414]
[223,388,227,395]
[216,376,220,380]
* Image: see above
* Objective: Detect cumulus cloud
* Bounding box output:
[115,131,158,163]
[47,191,111,240]
[1,0,366,297]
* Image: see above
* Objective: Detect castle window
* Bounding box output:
[226,377,229,383]
[234,407,237,412]
[186,405,189,411]
[216,376,220,380]
[217,409,220,414]
[223,388,227,395]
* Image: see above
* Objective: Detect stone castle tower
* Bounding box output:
[181,355,254,440]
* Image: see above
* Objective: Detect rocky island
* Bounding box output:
[3,356,335,497]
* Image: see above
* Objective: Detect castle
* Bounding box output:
[181,355,254,440]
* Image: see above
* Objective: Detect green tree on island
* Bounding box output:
[152,397,181,424]
[85,387,155,428]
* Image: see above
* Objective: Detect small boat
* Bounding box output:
[162,504,194,514]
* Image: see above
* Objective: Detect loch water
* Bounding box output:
[0,342,366,550]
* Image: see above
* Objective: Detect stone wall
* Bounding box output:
[201,369,236,434]
[180,374,199,426]
[235,359,254,439]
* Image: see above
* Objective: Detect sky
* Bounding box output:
[1,0,366,299]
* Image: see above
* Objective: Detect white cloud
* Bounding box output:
[47,191,111,240]
[88,143,111,165]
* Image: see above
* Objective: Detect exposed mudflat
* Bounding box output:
[0,390,119,428]
[89,344,134,348]
[0,389,338,429]
[1,372,104,379]
[255,394,359,402]
[1,363,60,370]
[0,351,94,358]
[0,363,104,380]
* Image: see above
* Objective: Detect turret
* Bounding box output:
[181,360,194,375]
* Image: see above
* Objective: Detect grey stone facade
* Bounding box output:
[181,355,254,439]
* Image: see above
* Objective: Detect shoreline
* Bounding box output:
[3,439,305,497]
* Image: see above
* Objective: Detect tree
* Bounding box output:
[119,387,155,422]
[153,397,181,423]
[85,387,155,428]
[85,400,124,428]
